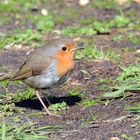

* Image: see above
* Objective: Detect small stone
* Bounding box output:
[41,9,48,16]
[26,49,34,55]
[116,0,128,5]
[3,0,9,4]
[71,80,82,86]
[79,0,89,6]
[0,73,5,76]
[5,43,14,49]
[73,37,81,42]
[54,29,61,35]
[136,49,140,53]
[110,137,120,140]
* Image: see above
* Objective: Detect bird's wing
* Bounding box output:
[11,49,52,80]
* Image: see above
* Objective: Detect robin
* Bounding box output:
[0,39,85,116]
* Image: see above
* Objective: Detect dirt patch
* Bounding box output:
[1,48,140,140]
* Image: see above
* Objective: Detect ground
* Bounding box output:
[0,0,140,140]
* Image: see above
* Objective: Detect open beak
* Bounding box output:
[72,42,86,51]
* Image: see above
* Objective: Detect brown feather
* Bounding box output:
[0,73,13,81]
[11,48,52,80]
[11,71,32,80]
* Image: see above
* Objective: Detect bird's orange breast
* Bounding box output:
[55,51,74,76]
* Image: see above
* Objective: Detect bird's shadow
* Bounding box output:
[15,95,82,111]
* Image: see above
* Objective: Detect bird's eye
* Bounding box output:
[62,46,67,51]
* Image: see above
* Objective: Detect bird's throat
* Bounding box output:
[55,53,74,76]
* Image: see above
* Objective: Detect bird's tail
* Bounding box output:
[0,73,13,82]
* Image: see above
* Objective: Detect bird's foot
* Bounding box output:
[42,110,61,117]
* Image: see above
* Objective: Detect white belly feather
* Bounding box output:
[24,60,62,88]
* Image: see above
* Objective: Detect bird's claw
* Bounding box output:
[42,111,61,118]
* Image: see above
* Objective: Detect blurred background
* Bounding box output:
[0,0,140,49]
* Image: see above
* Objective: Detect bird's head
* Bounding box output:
[48,39,86,76]
[53,40,86,60]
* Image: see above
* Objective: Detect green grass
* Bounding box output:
[112,34,125,43]
[0,2,18,13]
[68,89,84,98]
[0,16,11,25]
[48,102,68,114]
[0,80,35,101]
[68,89,98,108]
[80,17,95,26]
[0,86,35,116]
[132,18,140,30]
[76,43,120,61]
[0,0,134,51]
[91,0,118,10]
[53,15,66,25]
[13,88,35,102]
[62,26,97,37]
[112,15,130,28]
[0,80,10,90]
[14,0,41,10]
[0,103,25,117]
[0,29,42,49]
[128,32,140,45]
[121,134,134,140]
[103,65,140,98]
[62,14,131,37]
[126,104,140,113]
[0,0,54,49]
[81,112,97,128]
[0,121,60,140]
[81,99,97,107]
[34,15,55,32]
[0,0,43,13]
[97,78,113,84]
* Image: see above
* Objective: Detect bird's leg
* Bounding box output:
[35,89,61,117]
[35,89,52,115]
[43,92,51,105]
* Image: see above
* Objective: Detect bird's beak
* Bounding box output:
[72,42,86,51]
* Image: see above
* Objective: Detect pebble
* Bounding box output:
[116,0,128,5]
[136,49,140,53]
[41,9,48,16]
[110,137,120,140]
[79,0,89,6]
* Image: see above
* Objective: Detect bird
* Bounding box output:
[0,39,85,116]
